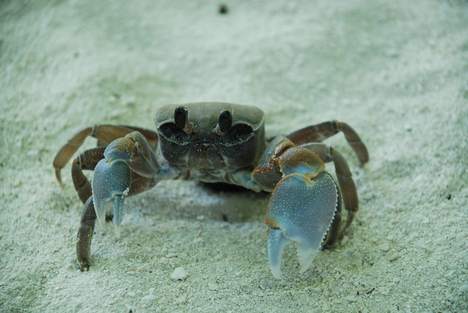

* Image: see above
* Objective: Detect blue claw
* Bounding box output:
[266,172,338,278]
[93,159,131,238]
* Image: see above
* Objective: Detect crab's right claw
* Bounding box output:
[266,172,338,279]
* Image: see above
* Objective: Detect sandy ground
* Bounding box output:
[1,0,468,312]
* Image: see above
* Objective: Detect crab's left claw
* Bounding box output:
[264,146,338,279]
[92,131,160,238]
[93,158,131,238]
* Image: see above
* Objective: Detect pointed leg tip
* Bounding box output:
[79,262,90,272]
[55,168,64,186]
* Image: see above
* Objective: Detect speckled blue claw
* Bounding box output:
[92,158,131,238]
[266,172,338,279]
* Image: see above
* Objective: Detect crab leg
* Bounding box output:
[76,196,97,270]
[53,124,158,185]
[301,142,359,236]
[71,147,106,204]
[284,120,369,167]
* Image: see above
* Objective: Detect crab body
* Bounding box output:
[154,103,266,185]
[53,102,369,279]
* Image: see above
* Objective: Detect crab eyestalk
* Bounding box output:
[218,110,232,133]
[174,106,188,129]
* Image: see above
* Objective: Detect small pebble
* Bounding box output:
[380,242,390,252]
[121,95,136,106]
[141,294,157,301]
[175,295,186,304]
[345,295,356,302]
[378,287,389,295]
[416,239,425,248]
[170,267,189,280]
[388,253,400,262]
[108,95,118,102]
[459,285,468,293]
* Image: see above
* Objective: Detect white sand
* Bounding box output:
[1,0,468,312]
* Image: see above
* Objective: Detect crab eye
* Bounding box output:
[227,124,253,141]
[218,110,232,133]
[159,106,190,145]
[174,106,188,129]
[218,122,258,167]
[219,123,254,146]
[159,123,189,145]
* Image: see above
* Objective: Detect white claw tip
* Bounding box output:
[267,227,291,279]
[270,263,282,280]
[113,224,121,238]
[297,247,318,274]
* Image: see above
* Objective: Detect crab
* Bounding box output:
[53,102,369,279]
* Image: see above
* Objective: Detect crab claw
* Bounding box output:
[266,172,338,279]
[93,158,131,238]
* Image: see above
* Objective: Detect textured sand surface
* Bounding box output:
[1,1,468,312]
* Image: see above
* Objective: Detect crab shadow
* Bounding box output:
[124,180,270,224]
